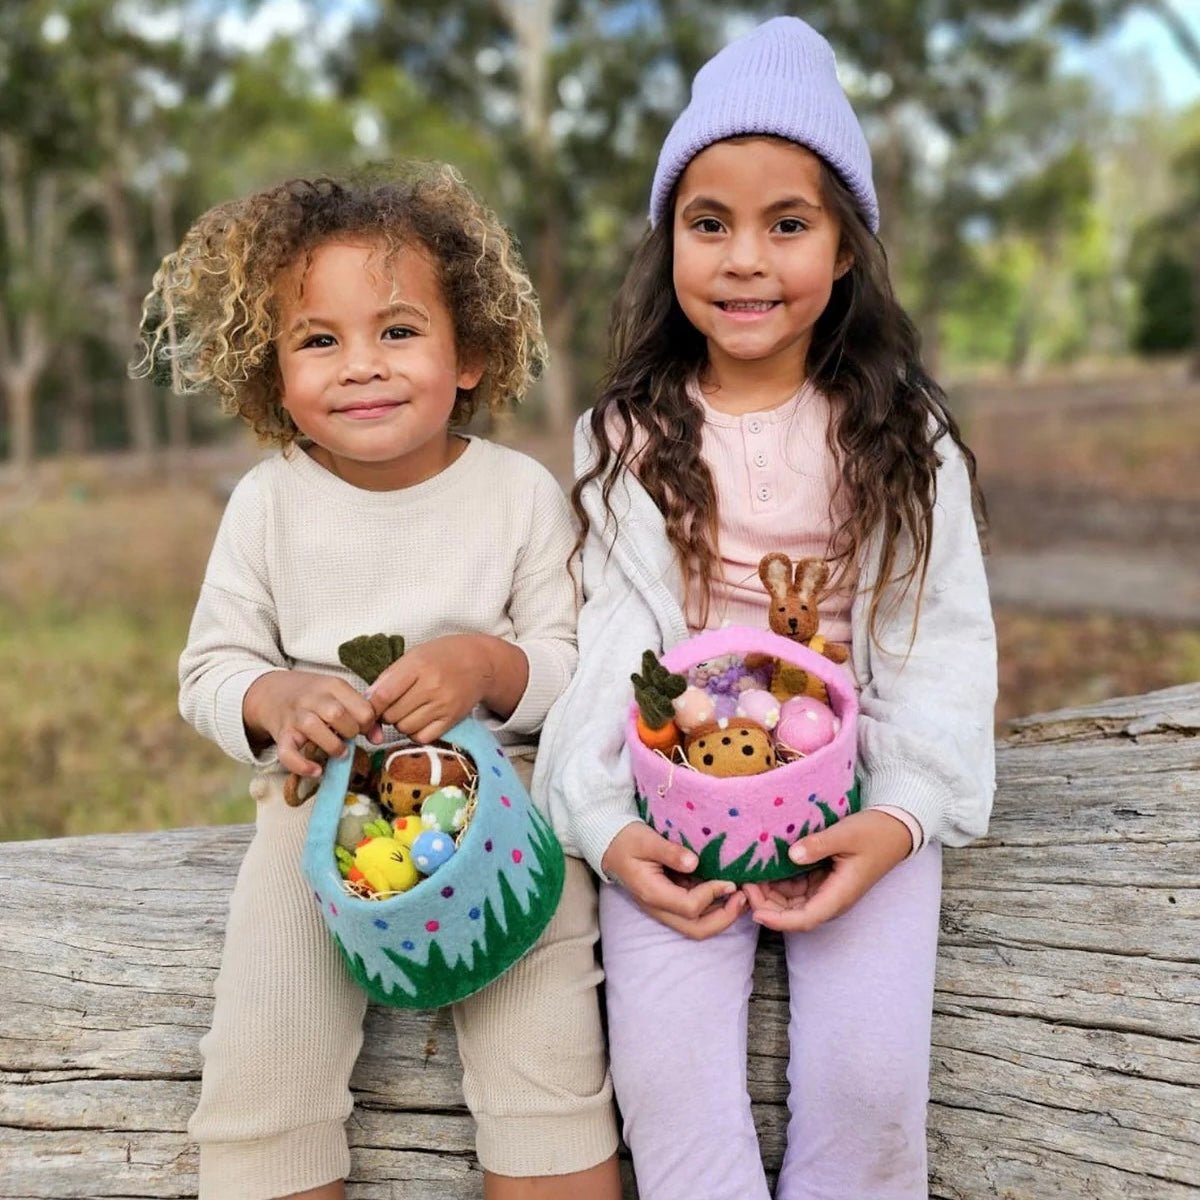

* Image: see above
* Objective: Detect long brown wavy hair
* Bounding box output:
[132,163,545,446]
[573,149,985,643]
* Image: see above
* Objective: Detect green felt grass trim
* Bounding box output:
[636,781,863,883]
[335,807,566,1009]
[691,831,809,883]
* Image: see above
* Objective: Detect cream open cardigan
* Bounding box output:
[534,416,998,876]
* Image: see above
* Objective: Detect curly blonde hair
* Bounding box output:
[133,164,546,445]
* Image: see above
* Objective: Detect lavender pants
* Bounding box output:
[599,843,942,1200]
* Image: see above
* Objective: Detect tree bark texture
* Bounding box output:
[1,685,1197,1198]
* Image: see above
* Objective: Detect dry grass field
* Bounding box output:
[2,364,1197,840]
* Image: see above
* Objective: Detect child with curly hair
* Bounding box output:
[136,166,619,1200]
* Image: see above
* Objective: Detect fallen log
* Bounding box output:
[2,684,1197,1199]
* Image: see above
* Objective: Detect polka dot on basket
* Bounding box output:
[469,907,481,920]
[402,940,415,951]
[373,918,389,931]
[426,920,440,933]
[329,903,338,917]
[773,796,784,806]
[512,849,523,864]
[758,832,769,842]
[501,794,511,807]
[485,839,493,852]
[441,886,454,898]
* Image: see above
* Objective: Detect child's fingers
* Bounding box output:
[788,822,842,865]
[754,866,858,932]
[645,890,746,940]
[277,732,324,777]
[624,823,698,875]
[316,697,368,741]
[367,660,419,719]
[294,711,350,761]
[632,868,735,920]
[329,685,378,734]
[385,700,445,741]
[407,716,453,745]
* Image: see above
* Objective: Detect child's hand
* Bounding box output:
[743,810,913,932]
[243,670,380,776]
[602,823,746,940]
[368,634,527,744]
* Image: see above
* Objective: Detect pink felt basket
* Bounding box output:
[627,626,859,882]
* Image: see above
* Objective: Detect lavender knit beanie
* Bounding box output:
[650,16,878,233]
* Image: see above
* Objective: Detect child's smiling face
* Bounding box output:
[672,137,851,401]
[275,239,482,490]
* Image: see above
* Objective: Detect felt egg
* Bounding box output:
[775,696,839,757]
[672,685,717,733]
[411,829,457,876]
[336,792,383,852]
[421,785,469,833]
[736,688,781,730]
[351,836,419,896]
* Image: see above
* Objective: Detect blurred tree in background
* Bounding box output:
[0,0,1197,473]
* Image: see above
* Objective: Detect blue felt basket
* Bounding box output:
[301,718,565,1009]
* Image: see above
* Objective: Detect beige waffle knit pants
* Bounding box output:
[188,757,616,1200]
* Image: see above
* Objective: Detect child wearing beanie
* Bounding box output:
[535,16,996,1199]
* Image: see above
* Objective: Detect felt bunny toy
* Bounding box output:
[757,553,849,704]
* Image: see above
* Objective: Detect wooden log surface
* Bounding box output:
[2,684,1197,1199]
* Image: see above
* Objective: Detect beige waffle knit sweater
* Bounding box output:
[179,436,578,768]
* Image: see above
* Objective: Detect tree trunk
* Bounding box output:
[0,135,56,480]
[57,340,94,456]
[1191,248,1200,379]
[536,215,576,433]
[97,81,158,466]
[2,684,1198,1197]
[151,182,190,466]
[500,0,574,433]
[4,367,37,477]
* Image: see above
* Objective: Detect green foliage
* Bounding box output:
[1135,250,1195,353]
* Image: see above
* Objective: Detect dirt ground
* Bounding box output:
[959,368,1200,625]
